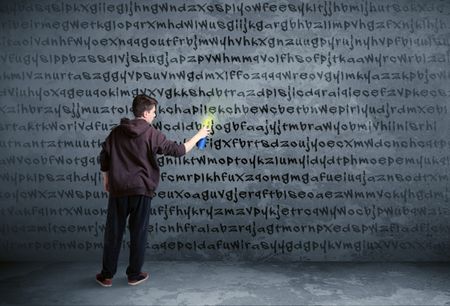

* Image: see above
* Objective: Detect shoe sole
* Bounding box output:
[128,274,149,286]
[96,279,112,287]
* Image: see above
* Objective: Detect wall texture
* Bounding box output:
[0,0,449,261]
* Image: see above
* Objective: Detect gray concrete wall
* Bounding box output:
[0,0,449,261]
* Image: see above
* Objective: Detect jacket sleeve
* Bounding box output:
[99,136,110,172]
[153,129,186,157]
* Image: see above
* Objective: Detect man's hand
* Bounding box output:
[197,126,211,139]
[184,126,211,153]
[102,172,109,192]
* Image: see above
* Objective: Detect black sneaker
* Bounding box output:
[128,272,149,286]
[96,273,112,287]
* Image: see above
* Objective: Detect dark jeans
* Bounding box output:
[101,195,152,279]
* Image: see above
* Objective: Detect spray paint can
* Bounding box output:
[197,118,212,150]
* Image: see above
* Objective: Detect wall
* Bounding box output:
[0,0,449,261]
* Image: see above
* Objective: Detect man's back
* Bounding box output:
[100,118,185,198]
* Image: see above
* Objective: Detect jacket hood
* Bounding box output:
[118,118,150,138]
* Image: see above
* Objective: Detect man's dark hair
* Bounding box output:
[132,95,158,117]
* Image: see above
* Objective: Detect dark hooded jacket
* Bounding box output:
[100,118,186,197]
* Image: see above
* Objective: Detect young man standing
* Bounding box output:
[96,94,210,287]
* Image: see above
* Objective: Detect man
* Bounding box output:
[96,94,210,287]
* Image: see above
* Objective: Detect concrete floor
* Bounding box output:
[0,261,449,306]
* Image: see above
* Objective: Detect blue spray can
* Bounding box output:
[197,137,207,150]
